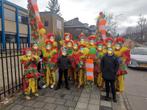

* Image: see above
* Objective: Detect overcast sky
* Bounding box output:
[9,0,147,33]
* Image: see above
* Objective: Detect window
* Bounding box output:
[20,37,27,43]
[18,15,28,25]
[4,8,15,21]
[44,21,48,26]
[6,34,16,43]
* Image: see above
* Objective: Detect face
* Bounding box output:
[115,44,121,50]
[80,38,84,44]
[107,42,112,48]
[46,44,52,50]
[62,51,67,56]
[50,36,55,42]
[67,42,72,48]
[90,40,95,45]
[65,35,70,41]
[98,45,103,51]
[26,50,32,57]
[73,44,78,50]
[107,48,113,55]
[33,44,38,50]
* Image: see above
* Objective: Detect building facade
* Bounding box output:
[64,18,91,39]
[40,12,64,39]
[0,0,30,49]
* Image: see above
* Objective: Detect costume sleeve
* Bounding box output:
[100,56,104,74]
[114,57,119,73]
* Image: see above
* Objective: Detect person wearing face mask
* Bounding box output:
[100,48,119,102]
[55,48,71,90]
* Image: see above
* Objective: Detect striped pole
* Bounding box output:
[86,59,94,81]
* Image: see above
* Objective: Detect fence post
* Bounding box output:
[16,7,20,49]
[1,0,6,49]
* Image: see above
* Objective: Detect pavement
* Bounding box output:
[1,83,128,110]
[124,68,147,110]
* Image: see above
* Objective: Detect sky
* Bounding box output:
[9,0,147,33]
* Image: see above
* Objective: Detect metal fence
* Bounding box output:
[0,42,28,101]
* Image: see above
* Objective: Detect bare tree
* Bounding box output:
[105,13,123,37]
[137,15,147,40]
[47,0,61,15]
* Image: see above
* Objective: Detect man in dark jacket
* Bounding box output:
[55,48,71,90]
[101,48,119,102]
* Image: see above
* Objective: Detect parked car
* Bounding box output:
[128,47,147,68]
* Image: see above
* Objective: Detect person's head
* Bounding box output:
[61,47,67,56]
[107,48,114,56]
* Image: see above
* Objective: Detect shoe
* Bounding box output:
[55,86,60,90]
[113,99,117,103]
[105,97,110,101]
[34,93,39,97]
[65,87,70,90]
[25,96,31,100]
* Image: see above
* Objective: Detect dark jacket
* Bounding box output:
[100,54,119,80]
[57,55,71,70]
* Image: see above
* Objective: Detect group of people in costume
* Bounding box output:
[20,0,130,101]
[20,32,130,100]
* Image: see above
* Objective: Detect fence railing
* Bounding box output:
[0,42,28,101]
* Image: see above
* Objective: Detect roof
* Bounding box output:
[64,18,89,29]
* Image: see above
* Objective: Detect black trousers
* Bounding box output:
[57,69,69,88]
[105,80,116,99]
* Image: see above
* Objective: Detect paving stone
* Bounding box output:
[43,103,57,110]
[32,102,46,108]
[14,98,25,105]
[73,96,79,102]
[89,99,99,105]
[22,107,34,110]
[65,101,77,107]
[88,104,99,110]
[44,97,56,103]
[22,100,36,107]
[80,93,90,98]
[44,92,56,97]
[100,106,112,110]
[55,99,66,105]
[10,104,24,110]
[76,102,88,109]
[68,107,75,110]
[64,95,74,101]
[63,90,72,95]
[79,97,89,103]
[100,100,112,108]
[35,96,47,101]
[55,105,68,110]
[90,94,99,99]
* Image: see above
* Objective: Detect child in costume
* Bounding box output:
[21,48,40,100]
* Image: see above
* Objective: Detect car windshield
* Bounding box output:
[131,48,147,55]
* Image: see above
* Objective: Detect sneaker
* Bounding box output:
[55,86,60,90]
[105,96,110,101]
[113,98,117,103]
[34,93,39,97]
[65,87,70,90]
[25,96,31,100]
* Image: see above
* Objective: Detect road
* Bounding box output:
[125,68,147,110]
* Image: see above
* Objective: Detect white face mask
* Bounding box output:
[46,44,52,50]
[90,40,94,45]
[115,44,121,50]
[33,44,38,50]
[65,35,70,41]
[50,36,55,42]
[26,51,32,56]
[98,45,103,51]
[67,42,72,48]
[80,39,84,44]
